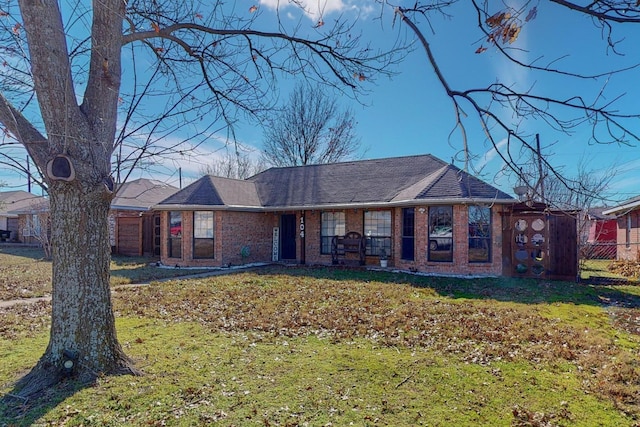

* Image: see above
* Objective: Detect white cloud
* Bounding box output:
[115,130,262,188]
[476,137,508,171]
[259,0,347,20]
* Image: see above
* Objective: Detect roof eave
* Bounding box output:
[275,198,515,211]
[602,200,640,216]
[111,205,152,212]
[154,198,515,212]
[154,204,264,212]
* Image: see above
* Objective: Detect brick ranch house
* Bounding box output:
[155,154,521,276]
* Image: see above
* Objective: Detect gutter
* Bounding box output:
[110,205,152,212]
[153,198,516,212]
[602,200,640,216]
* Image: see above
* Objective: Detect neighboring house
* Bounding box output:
[155,154,519,277]
[0,190,47,242]
[580,207,617,259]
[603,196,640,262]
[110,178,179,256]
[5,179,178,256]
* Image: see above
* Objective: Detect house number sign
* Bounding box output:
[299,216,305,238]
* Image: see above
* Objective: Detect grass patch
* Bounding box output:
[0,246,214,300]
[2,319,633,426]
[581,259,619,280]
[1,267,639,425]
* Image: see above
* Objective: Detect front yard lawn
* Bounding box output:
[1,266,639,426]
[0,246,215,300]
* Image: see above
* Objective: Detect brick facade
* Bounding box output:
[17,212,50,245]
[393,205,504,276]
[615,210,640,262]
[161,204,506,276]
[161,210,276,267]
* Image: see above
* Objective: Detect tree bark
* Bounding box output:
[9,0,137,396]
[15,181,139,396]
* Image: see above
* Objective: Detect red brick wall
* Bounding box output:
[303,210,323,263]
[161,210,275,267]
[306,206,504,276]
[394,205,504,276]
[161,205,506,276]
[219,211,275,265]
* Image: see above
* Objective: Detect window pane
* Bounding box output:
[193,211,215,259]
[194,211,214,238]
[321,212,345,254]
[365,211,391,256]
[169,237,182,258]
[469,206,491,263]
[194,238,214,258]
[168,211,182,258]
[170,211,182,237]
[402,208,415,261]
[428,206,453,262]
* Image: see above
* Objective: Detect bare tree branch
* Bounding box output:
[261,82,362,167]
[393,0,640,202]
[549,0,640,23]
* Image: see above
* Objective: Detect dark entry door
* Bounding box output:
[281,214,296,260]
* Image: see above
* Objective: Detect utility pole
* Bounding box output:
[535,134,545,203]
[26,156,31,193]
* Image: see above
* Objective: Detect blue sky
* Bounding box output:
[2,0,640,204]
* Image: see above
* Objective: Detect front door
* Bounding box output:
[280,214,296,260]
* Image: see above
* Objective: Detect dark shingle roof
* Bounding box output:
[158,176,261,208]
[159,176,225,206]
[157,154,514,210]
[415,165,509,200]
[249,154,512,207]
[587,206,616,220]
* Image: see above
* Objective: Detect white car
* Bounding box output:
[429,226,452,251]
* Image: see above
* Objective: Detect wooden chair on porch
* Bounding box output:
[331,231,366,265]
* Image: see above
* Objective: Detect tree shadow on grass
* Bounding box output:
[0,378,89,426]
[0,245,48,262]
[258,265,640,309]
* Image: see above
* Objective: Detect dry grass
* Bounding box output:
[608,260,640,279]
[111,267,640,419]
[0,246,214,300]
[2,262,640,425]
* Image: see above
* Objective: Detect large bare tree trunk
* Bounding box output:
[16,182,138,395]
[8,0,135,396]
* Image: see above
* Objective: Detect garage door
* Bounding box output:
[117,217,142,256]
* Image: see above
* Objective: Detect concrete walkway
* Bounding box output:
[0,263,270,309]
[0,296,51,309]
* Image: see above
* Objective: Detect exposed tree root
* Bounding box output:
[1,353,142,423]
[9,353,142,400]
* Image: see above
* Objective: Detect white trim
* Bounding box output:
[603,199,640,216]
[153,198,516,212]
